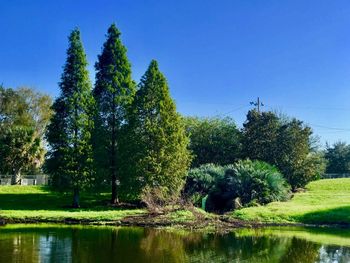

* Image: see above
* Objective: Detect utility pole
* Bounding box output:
[250,97,264,113]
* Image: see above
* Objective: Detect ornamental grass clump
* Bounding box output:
[206,160,291,212]
[183,163,231,206]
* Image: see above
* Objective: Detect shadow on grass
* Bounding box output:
[297,206,350,225]
[0,191,114,211]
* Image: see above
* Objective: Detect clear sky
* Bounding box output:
[1,0,350,145]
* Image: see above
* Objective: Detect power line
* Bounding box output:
[268,104,350,112]
[220,105,250,116]
[309,124,350,131]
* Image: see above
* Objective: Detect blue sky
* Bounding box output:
[1,0,350,145]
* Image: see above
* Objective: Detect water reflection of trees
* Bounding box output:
[319,245,350,263]
[1,227,350,262]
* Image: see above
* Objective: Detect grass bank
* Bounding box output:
[0,186,145,223]
[0,186,214,229]
[2,179,350,229]
[232,178,350,225]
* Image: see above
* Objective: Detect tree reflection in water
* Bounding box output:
[0,225,349,263]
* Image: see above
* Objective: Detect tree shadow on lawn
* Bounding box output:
[0,192,116,211]
[297,206,350,226]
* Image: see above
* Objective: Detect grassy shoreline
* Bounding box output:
[1,179,350,230]
[232,178,350,225]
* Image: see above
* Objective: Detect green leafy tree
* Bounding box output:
[46,29,94,208]
[16,87,53,137]
[93,24,136,203]
[325,141,350,174]
[242,110,325,190]
[183,116,242,167]
[276,119,324,188]
[242,110,280,162]
[0,86,28,126]
[0,86,52,183]
[127,60,192,200]
[0,126,43,184]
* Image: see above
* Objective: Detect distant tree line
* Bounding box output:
[1,24,339,212]
[184,111,326,191]
[324,141,350,174]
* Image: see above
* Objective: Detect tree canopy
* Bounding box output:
[184,116,242,167]
[93,24,136,203]
[325,142,350,174]
[0,86,52,183]
[45,29,94,207]
[242,110,326,189]
[125,60,192,199]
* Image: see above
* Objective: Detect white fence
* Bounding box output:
[322,173,350,179]
[0,175,49,185]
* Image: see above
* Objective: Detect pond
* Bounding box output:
[0,225,350,262]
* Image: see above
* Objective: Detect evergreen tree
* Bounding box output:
[93,24,135,204]
[128,60,191,199]
[46,29,94,208]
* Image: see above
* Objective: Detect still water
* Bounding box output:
[0,225,350,263]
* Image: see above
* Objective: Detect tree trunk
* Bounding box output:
[73,188,80,208]
[110,104,118,205]
[11,170,21,185]
[111,140,118,204]
[111,174,118,204]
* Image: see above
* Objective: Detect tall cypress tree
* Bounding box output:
[46,29,94,208]
[129,60,192,198]
[93,24,135,204]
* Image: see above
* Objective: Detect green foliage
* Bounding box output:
[325,141,350,174]
[242,110,280,161]
[242,110,325,190]
[0,86,52,179]
[93,24,136,202]
[183,116,241,167]
[13,87,52,137]
[0,126,43,183]
[207,160,290,212]
[125,60,192,200]
[0,86,31,127]
[183,164,230,206]
[290,152,326,189]
[45,29,94,207]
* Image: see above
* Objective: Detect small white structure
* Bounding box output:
[0,175,48,185]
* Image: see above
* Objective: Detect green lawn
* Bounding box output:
[0,186,145,222]
[3,179,350,226]
[232,178,350,225]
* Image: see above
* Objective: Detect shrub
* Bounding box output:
[183,163,230,206]
[206,160,290,212]
[289,152,326,189]
[141,186,182,214]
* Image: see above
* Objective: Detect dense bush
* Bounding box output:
[206,160,290,212]
[183,164,231,206]
[290,152,326,188]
